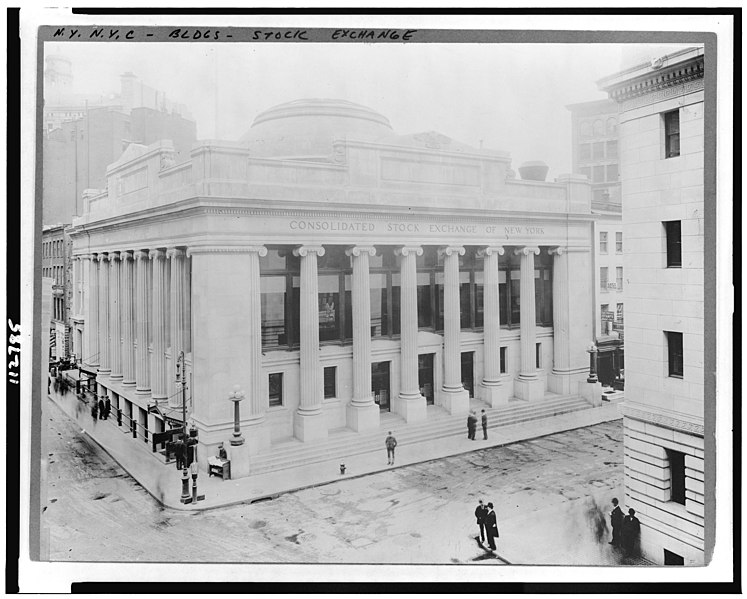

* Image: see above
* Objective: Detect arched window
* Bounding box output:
[606,117,617,136]
[593,119,604,137]
[580,121,592,139]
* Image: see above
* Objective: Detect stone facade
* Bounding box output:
[69,98,597,478]
[599,46,705,565]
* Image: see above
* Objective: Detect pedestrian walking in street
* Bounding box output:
[474,499,489,543]
[609,497,624,547]
[467,410,477,440]
[90,400,98,423]
[385,431,397,465]
[481,409,488,440]
[485,502,499,550]
[621,508,641,556]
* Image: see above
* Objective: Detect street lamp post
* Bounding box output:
[228,385,245,446]
[176,351,190,502]
[587,342,599,383]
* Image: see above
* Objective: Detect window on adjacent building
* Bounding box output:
[579,143,591,161]
[323,366,336,399]
[664,110,680,158]
[592,165,605,183]
[666,448,686,504]
[580,121,592,139]
[601,303,610,334]
[607,163,619,182]
[606,139,618,158]
[599,232,608,254]
[268,373,284,407]
[592,141,604,160]
[592,119,604,136]
[600,267,609,290]
[606,117,617,135]
[666,331,684,378]
[664,221,682,267]
[616,232,623,253]
[500,347,507,374]
[616,267,624,291]
[579,166,591,181]
[616,303,624,319]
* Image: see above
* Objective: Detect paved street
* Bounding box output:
[43,397,630,565]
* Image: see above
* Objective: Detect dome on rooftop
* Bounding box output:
[240,98,393,159]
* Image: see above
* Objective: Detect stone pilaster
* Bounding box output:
[392,245,427,422]
[514,246,544,401]
[83,255,99,367]
[439,245,470,414]
[479,246,510,406]
[345,245,380,431]
[121,251,136,386]
[149,249,168,402]
[97,253,110,375]
[134,250,151,395]
[292,245,328,441]
[167,248,187,406]
[109,252,123,380]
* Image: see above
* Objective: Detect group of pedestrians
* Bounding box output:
[467,409,488,440]
[474,499,500,551]
[90,396,111,423]
[609,497,641,556]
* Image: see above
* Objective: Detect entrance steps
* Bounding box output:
[249,393,591,476]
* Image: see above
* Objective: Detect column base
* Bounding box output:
[438,387,470,415]
[294,410,328,442]
[135,387,152,397]
[110,373,123,381]
[548,372,573,395]
[122,380,136,387]
[578,381,604,407]
[514,377,545,401]
[392,394,427,423]
[346,401,381,432]
[226,442,252,479]
[480,382,511,407]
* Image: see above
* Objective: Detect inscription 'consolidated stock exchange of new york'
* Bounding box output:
[288,219,547,237]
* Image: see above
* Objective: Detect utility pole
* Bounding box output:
[176,351,190,502]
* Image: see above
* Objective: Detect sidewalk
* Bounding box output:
[48,386,622,512]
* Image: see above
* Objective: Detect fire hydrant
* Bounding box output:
[340,462,346,475]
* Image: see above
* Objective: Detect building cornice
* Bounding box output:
[622,402,704,438]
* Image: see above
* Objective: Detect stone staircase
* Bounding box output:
[249,393,592,476]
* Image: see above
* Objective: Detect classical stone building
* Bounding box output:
[599,47,705,565]
[69,98,599,476]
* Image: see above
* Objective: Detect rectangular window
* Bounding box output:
[666,449,686,505]
[599,232,608,254]
[616,303,624,319]
[666,331,684,378]
[323,366,336,399]
[592,141,604,160]
[535,343,542,369]
[664,110,680,158]
[592,165,605,183]
[600,267,608,290]
[665,221,682,267]
[579,166,591,181]
[616,231,623,253]
[260,276,288,348]
[500,347,507,374]
[369,273,389,338]
[319,275,341,342]
[664,549,685,566]
[601,303,610,334]
[579,143,591,161]
[268,373,284,407]
[616,267,623,291]
[606,140,618,158]
[606,163,619,182]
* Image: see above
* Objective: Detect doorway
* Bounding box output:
[371,361,391,412]
[461,351,475,397]
[418,353,435,405]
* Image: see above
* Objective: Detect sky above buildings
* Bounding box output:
[44,40,692,179]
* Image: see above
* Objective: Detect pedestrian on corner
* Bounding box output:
[609,497,624,547]
[485,502,499,551]
[481,409,488,440]
[385,431,397,465]
[474,499,489,543]
[467,410,477,440]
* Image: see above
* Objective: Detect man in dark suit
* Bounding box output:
[474,499,489,543]
[609,497,624,547]
[485,502,499,551]
[622,508,641,556]
[481,409,488,440]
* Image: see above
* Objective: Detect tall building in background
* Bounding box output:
[41,224,71,360]
[568,99,624,393]
[599,46,705,565]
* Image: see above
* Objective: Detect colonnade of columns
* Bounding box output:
[77,247,191,408]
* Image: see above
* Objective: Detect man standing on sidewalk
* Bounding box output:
[485,502,499,551]
[474,499,489,543]
[385,431,397,465]
[609,497,624,547]
[467,410,477,440]
[481,409,488,440]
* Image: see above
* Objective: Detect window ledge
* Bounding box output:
[668,374,684,380]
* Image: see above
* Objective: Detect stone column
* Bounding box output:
[134,250,151,395]
[83,255,99,367]
[292,245,328,441]
[392,246,427,422]
[479,246,509,406]
[548,247,572,395]
[109,252,123,380]
[167,248,187,407]
[345,245,380,431]
[439,245,470,414]
[514,246,544,401]
[72,257,81,316]
[121,251,136,387]
[97,253,110,375]
[150,248,168,403]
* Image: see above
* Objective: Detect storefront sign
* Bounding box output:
[601,311,615,322]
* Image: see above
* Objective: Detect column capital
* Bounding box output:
[134,250,149,261]
[395,245,423,257]
[293,245,325,258]
[548,246,566,256]
[185,245,267,257]
[345,245,376,258]
[108,251,121,263]
[439,245,465,257]
[479,245,505,257]
[96,253,109,263]
[166,247,186,259]
[513,246,540,256]
[120,250,134,261]
[149,248,166,260]
[75,253,92,261]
